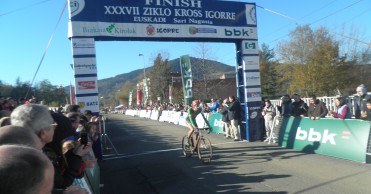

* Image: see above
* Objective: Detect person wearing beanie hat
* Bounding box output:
[353,84,371,119]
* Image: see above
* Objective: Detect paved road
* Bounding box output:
[100,114,371,194]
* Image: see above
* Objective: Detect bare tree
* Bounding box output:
[148,53,171,103]
[192,43,218,100]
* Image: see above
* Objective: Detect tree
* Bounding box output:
[115,81,136,106]
[276,25,353,96]
[192,43,218,100]
[259,43,278,99]
[148,53,171,103]
[35,79,67,106]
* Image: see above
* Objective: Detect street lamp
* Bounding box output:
[139,54,148,106]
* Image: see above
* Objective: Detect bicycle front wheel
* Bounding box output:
[182,135,192,158]
[197,137,212,163]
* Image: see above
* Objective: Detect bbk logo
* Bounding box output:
[296,127,337,145]
[244,42,256,49]
[213,119,224,127]
[225,29,249,37]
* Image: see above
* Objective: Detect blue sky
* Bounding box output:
[1,0,370,87]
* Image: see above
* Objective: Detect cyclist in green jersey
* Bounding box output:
[186,100,210,139]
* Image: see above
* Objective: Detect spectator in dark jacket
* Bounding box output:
[308,94,328,120]
[227,96,241,141]
[291,94,308,117]
[44,112,91,193]
[360,98,371,121]
[278,94,292,117]
[218,98,232,139]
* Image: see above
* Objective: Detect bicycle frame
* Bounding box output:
[190,128,212,149]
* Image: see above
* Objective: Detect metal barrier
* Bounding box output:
[271,95,356,117]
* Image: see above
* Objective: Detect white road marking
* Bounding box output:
[103,141,244,161]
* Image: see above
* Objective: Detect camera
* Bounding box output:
[80,132,88,147]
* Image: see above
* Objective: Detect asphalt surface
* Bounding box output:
[99,114,371,194]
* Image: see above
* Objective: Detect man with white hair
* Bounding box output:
[10,104,56,147]
[0,144,54,194]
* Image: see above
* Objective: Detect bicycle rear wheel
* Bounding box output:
[182,135,192,158]
[197,137,212,163]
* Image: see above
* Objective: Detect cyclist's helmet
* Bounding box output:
[192,100,200,106]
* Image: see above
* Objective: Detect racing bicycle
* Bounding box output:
[182,127,213,164]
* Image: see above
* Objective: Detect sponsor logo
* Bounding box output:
[78,101,98,108]
[86,101,98,106]
[247,92,261,98]
[78,102,85,108]
[213,119,224,127]
[146,25,155,35]
[189,26,217,35]
[225,28,250,37]
[250,111,258,119]
[157,28,179,34]
[249,6,257,23]
[244,42,256,50]
[246,75,260,80]
[82,24,136,35]
[69,0,85,17]
[249,106,261,111]
[78,81,95,90]
[72,39,94,49]
[74,64,96,70]
[296,127,337,145]
[146,25,180,35]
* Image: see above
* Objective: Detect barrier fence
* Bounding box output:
[84,109,371,193]
[277,117,371,163]
[270,95,365,117]
[124,109,371,163]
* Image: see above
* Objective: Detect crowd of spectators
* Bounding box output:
[0,95,102,194]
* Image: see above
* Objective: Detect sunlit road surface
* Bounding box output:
[100,114,371,194]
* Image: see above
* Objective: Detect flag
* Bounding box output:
[180,55,193,105]
[137,89,142,105]
[129,89,133,106]
[70,83,76,105]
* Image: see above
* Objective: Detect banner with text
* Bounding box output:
[180,55,193,105]
[279,117,371,163]
[68,0,257,40]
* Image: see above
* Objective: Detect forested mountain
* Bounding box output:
[97,57,234,99]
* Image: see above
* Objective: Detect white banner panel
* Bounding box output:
[72,38,96,55]
[242,40,259,54]
[245,87,262,102]
[74,77,98,94]
[72,38,95,48]
[76,95,99,113]
[243,56,260,70]
[245,4,257,25]
[73,58,97,75]
[70,22,258,40]
[244,72,261,86]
